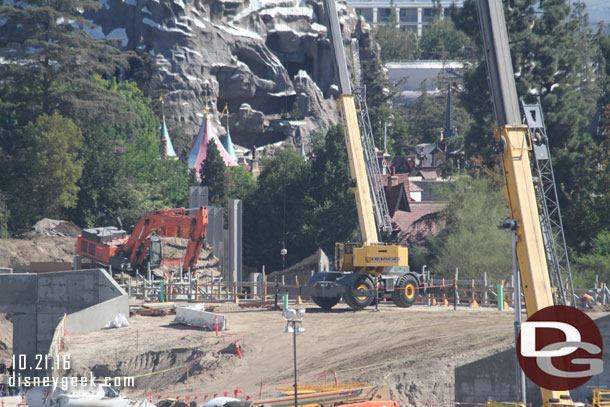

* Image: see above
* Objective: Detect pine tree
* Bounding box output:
[308,125,359,255]
[373,14,418,63]
[199,141,228,208]
[454,0,600,248]
[0,0,128,119]
[419,19,473,60]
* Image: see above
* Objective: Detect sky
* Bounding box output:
[580,0,610,28]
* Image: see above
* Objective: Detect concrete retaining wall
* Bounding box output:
[65,295,129,334]
[0,269,127,376]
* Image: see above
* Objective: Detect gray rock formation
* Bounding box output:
[87,0,372,156]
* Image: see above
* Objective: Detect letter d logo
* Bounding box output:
[517,305,604,391]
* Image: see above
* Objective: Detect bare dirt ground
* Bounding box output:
[61,304,538,404]
[2,235,608,406]
[0,237,76,268]
[0,314,12,361]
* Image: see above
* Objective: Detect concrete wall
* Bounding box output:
[65,295,129,334]
[0,274,38,314]
[0,269,127,376]
[455,314,610,405]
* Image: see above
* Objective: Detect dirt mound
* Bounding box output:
[26,218,81,237]
[157,238,220,279]
[0,236,76,268]
[0,314,12,361]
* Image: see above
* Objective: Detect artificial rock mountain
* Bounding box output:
[90,0,381,155]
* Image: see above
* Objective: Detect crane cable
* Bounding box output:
[281,183,287,268]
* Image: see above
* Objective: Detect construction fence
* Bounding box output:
[119,271,610,309]
[46,313,66,378]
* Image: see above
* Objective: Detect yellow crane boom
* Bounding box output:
[338,94,379,246]
[476,0,576,406]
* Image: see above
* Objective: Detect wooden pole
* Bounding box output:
[471,279,479,308]
[483,272,488,305]
[296,276,302,305]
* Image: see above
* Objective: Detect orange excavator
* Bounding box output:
[76,207,208,274]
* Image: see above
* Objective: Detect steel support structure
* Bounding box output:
[476,0,574,405]
[521,101,575,306]
[324,0,392,240]
[355,88,393,238]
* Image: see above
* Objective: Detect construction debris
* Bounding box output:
[130,302,177,316]
[174,303,227,330]
[28,218,81,237]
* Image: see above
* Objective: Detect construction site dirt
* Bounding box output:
[1,236,609,407]
[7,304,597,405]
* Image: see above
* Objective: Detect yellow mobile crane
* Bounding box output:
[275,0,429,310]
[476,0,581,406]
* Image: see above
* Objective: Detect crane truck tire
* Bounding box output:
[312,296,340,310]
[391,274,419,308]
[344,275,375,310]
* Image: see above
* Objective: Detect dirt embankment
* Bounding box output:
[0,237,77,269]
[0,314,12,361]
[62,305,525,403]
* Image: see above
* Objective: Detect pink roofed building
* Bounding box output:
[189,106,237,180]
[381,171,447,246]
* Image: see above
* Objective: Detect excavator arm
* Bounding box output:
[122,207,208,272]
[78,207,208,274]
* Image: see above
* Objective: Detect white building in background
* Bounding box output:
[348,0,464,36]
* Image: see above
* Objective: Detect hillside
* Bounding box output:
[87,0,378,154]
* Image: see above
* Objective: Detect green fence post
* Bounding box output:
[283,293,289,309]
[498,284,504,311]
[160,280,165,303]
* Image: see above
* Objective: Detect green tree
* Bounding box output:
[154,159,191,208]
[20,113,83,224]
[108,181,165,231]
[419,19,473,60]
[200,141,228,208]
[573,231,610,287]
[401,83,446,143]
[110,79,161,182]
[0,193,9,238]
[374,22,419,63]
[227,166,257,201]
[454,0,600,249]
[428,175,511,283]
[308,125,359,256]
[0,0,127,118]
[65,76,187,228]
[243,148,313,271]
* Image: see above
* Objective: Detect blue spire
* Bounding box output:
[224,129,238,162]
[161,120,177,158]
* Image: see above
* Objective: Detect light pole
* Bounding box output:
[503,218,526,404]
[283,308,305,407]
